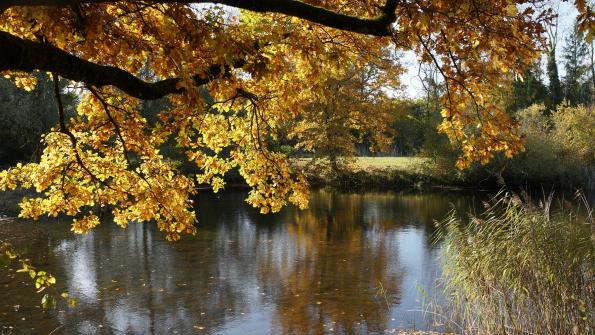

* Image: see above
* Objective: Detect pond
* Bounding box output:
[0,190,482,334]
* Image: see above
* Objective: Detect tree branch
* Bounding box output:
[1,0,398,37]
[1,1,399,100]
[53,73,112,188]
[0,31,242,99]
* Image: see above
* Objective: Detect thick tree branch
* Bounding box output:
[1,0,398,37]
[0,1,398,100]
[0,31,242,99]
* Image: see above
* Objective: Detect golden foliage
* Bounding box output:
[0,1,586,237]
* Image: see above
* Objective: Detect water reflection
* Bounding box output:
[0,190,479,334]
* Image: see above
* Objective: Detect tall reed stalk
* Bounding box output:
[434,192,594,334]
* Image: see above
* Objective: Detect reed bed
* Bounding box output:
[433,192,594,335]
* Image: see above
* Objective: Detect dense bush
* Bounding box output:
[422,103,595,190]
[501,104,594,189]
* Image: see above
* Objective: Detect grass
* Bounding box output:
[294,156,429,173]
[293,156,441,190]
[294,156,434,189]
[348,157,428,172]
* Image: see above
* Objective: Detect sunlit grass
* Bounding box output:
[294,157,428,172]
[350,157,428,171]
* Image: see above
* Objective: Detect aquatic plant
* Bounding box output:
[435,192,594,334]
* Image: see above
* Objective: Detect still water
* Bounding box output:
[0,190,480,334]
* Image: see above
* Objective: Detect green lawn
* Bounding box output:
[350,157,428,171]
[295,157,429,172]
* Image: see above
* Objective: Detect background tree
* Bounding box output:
[588,39,595,103]
[0,73,76,164]
[508,62,549,112]
[562,22,591,105]
[287,61,399,174]
[546,7,563,109]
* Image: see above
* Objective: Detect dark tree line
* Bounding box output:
[0,73,76,164]
[513,21,594,111]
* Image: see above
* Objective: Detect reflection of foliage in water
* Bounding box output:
[259,191,473,334]
[265,191,400,334]
[0,190,478,333]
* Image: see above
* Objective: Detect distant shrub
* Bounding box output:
[502,103,594,189]
[551,103,595,165]
[423,103,595,189]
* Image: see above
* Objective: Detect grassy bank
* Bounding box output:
[295,157,437,190]
[297,154,594,192]
[341,157,428,171]
[297,156,486,191]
